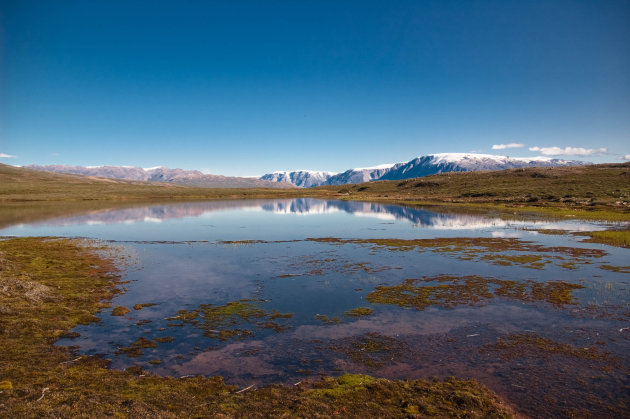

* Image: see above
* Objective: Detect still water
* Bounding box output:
[3,199,629,417]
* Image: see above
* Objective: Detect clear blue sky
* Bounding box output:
[1,0,629,176]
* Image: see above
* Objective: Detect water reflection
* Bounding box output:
[7,198,609,231]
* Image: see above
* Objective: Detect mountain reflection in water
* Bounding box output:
[13,198,606,231]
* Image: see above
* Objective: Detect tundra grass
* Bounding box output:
[582,229,630,248]
[0,237,511,418]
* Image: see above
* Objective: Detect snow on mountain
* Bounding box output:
[324,162,405,185]
[260,153,586,187]
[260,170,337,188]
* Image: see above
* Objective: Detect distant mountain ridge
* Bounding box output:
[25,153,587,189]
[24,165,294,189]
[261,153,587,187]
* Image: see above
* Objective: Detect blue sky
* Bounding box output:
[1,0,629,176]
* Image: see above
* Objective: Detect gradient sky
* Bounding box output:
[1,0,629,176]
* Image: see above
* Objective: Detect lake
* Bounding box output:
[2,198,628,417]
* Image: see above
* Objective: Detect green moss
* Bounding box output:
[308,374,376,398]
[344,307,374,317]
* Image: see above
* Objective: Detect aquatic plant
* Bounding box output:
[329,333,409,369]
[344,307,374,317]
[366,275,584,310]
[166,300,294,341]
[307,236,606,270]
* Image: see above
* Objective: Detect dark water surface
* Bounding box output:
[2,199,629,417]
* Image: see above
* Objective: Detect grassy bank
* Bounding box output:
[0,237,511,418]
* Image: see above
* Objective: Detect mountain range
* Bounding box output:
[24,165,295,189]
[25,153,586,188]
[260,153,586,187]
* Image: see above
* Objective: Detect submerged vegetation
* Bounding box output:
[0,237,511,417]
[483,333,618,363]
[344,307,374,317]
[329,333,409,369]
[166,300,294,340]
[308,236,606,270]
[366,275,584,309]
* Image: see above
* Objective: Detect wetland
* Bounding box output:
[1,198,629,417]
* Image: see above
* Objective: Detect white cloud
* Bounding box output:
[0,153,16,158]
[492,143,524,150]
[623,154,630,161]
[529,146,607,156]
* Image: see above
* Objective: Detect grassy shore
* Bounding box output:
[0,237,511,418]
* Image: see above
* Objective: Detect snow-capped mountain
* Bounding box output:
[325,163,405,185]
[378,153,582,181]
[259,153,587,187]
[260,170,337,188]
[24,165,294,188]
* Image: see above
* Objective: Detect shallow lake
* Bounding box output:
[2,199,629,417]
